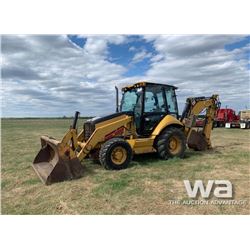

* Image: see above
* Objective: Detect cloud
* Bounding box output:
[1,35,128,117]
[1,35,249,117]
[2,63,44,80]
[143,35,250,109]
[129,46,136,52]
[131,49,152,64]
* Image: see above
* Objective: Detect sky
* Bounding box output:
[1,35,249,117]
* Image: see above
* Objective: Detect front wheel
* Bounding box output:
[99,138,132,170]
[156,127,186,160]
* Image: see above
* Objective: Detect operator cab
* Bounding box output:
[120,82,179,136]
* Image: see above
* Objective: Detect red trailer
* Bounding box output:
[195,108,240,128]
[215,108,240,128]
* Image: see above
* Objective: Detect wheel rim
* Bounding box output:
[168,136,181,155]
[111,146,127,165]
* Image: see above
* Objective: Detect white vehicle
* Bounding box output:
[240,110,250,129]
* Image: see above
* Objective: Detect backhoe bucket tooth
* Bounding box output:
[187,130,208,151]
[32,136,84,185]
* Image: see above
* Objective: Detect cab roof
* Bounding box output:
[121,81,177,91]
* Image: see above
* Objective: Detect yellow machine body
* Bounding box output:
[32,81,220,184]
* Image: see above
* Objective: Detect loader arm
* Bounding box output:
[32,112,133,184]
[180,94,220,150]
[56,113,133,161]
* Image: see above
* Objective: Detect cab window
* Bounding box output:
[165,88,178,114]
[144,86,166,113]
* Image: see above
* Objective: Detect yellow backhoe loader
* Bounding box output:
[32,82,220,184]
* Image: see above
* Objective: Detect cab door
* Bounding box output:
[140,86,167,136]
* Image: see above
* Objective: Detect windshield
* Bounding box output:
[120,87,143,112]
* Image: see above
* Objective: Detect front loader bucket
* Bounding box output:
[32,136,84,185]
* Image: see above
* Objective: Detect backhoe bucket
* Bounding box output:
[32,136,84,185]
[187,130,208,151]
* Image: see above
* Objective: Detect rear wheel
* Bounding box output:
[99,138,132,170]
[156,127,186,160]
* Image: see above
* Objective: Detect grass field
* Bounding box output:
[1,119,250,214]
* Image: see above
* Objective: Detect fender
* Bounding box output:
[151,115,184,136]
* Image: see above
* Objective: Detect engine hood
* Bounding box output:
[86,111,133,125]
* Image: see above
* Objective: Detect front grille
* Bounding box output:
[83,122,95,141]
